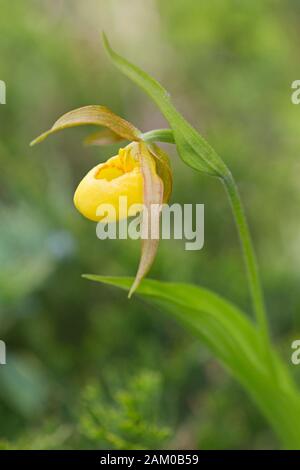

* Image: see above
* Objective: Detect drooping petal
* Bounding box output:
[128,144,163,298]
[30,105,141,146]
[147,143,172,203]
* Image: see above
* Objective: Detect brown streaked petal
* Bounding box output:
[148,143,172,203]
[128,149,163,298]
[30,105,141,146]
[84,129,124,146]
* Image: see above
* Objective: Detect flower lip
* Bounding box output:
[95,165,124,181]
[94,145,140,182]
[73,144,145,223]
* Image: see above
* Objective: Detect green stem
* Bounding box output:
[141,129,175,144]
[223,172,276,377]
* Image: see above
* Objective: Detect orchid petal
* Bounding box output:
[148,143,172,203]
[84,129,124,146]
[30,105,141,146]
[128,146,163,298]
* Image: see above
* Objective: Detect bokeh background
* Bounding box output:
[1,0,300,449]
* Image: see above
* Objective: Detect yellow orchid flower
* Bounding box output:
[31,105,172,296]
[74,142,145,222]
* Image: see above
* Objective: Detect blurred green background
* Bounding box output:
[0,0,300,449]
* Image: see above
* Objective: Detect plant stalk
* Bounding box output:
[223,172,276,378]
[142,129,175,144]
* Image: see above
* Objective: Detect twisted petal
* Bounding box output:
[84,128,124,146]
[129,143,163,298]
[30,105,141,146]
[148,143,172,203]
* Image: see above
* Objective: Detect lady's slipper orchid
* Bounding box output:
[74,142,146,222]
[31,105,172,297]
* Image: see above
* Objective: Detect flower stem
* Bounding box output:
[223,172,276,377]
[141,129,175,144]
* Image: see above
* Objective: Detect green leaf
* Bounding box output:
[103,34,229,179]
[30,105,141,146]
[83,275,300,449]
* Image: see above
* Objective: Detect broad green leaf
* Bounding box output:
[30,105,141,146]
[83,275,300,449]
[103,34,229,179]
